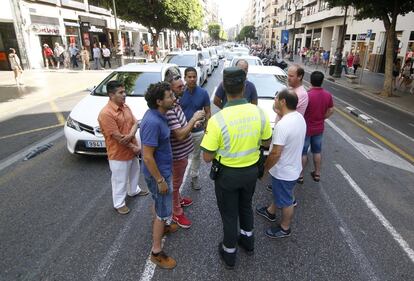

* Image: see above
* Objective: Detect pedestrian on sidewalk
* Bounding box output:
[98,80,149,215]
[93,43,101,70]
[180,67,211,190]
[8,48,23,86]
[257,89,306,239]
[102,45,111,69]
[80,46,90,71]
[69,43,79,68]
[165,75,205,229]
[347,52,354,69]
[62,45,70,69]
[201,67,272,268]
[352,52,360,75]
[43,44,55,69]
[342,51,349,75]
[400,60,413,90]
[141,82,177,269]
[54,43,64,69]
[299,71,334,184]
[392,58,402,91]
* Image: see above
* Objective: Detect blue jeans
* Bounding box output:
[302,134,323,155]
[271,177,296,208]
[94,57,100,70]
[145,175,173,221]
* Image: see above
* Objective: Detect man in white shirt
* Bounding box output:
[102,44,111,69]
[257,89,306,238]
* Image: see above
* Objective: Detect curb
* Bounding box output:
[345,106,373,124]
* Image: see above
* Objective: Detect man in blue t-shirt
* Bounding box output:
[213,59,258,109]
[180,67,211,190]
[140,82,177,270]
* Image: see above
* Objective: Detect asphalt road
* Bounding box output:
[0,61,413,281]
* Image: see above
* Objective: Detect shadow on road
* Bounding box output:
[0,85,41,103]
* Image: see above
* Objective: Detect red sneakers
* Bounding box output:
[180,197,193,207]
[172,213,192,228]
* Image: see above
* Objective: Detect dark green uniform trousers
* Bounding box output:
[215,163,258,249]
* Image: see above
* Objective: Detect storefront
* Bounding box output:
[79,16,108,53]
[0,22,19,70]
[64,21,81,48]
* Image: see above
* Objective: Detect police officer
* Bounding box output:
[201,67,272,269]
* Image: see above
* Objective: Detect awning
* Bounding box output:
[64,22,80,27]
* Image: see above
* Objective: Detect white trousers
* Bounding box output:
[190,131,204,178]
[108,158,141,208]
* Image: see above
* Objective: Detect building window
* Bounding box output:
[352,34,357,40]
[318,0,329,12]
[88,0,106,8]
[409,31,414,41]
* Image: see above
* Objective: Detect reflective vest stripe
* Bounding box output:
[215,106,265,158]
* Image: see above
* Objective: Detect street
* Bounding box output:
[1,61,414,281]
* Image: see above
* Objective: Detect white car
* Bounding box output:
[208,47,219,68]
[163,51,208,85]
[64,63,181,155]
[215,46,225,59]
[201,49,214,76]
[230,55,263,67]
[247,65,288,128]
[232,47,249,55]
[223,51,244,68]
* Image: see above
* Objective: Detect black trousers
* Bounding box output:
[215,164,258,248]
[103,57,111,68]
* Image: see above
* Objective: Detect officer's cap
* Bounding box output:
[223,67,246,87]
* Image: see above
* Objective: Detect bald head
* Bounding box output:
[287,64,304,88]
[235,59,249,74]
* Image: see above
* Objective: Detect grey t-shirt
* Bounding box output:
[93,47,101,59]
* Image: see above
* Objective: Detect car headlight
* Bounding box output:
[66,116,81,132]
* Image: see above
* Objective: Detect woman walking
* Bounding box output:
[8,48,23,86]
[352,53,360,74]
[80,46,90,70]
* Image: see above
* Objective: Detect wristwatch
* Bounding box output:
[157,177,165,184]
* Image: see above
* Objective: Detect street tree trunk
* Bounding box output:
[150,31,159,62]
[184,31,191,49]
[381,12,398,97]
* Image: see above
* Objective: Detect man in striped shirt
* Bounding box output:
[165,75,205,228]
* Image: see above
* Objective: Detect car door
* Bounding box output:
[198,53,207,83]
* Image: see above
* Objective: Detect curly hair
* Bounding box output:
[145,82,171,109]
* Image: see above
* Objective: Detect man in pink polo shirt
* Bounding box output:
[288,64,308,116]
[299,71,334,183]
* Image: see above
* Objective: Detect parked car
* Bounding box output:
[201,49,214,76]
[208,47,219,68]
[64,63,181,155]
[232,46,249,55]
[163,51,208,85]
[230,55,263,67]
[223,51,244,68]
[215,46,225,59]
[246,65,288,128]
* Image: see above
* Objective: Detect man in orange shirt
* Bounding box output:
[98,80,149,215]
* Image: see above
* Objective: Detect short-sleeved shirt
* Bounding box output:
[214,80,258,107]
[201,99,272,168]
[98,101,138,161]
[180,86,210,133]
[304,87,334,136]
[140,109,172,178]
[269,111,306,181]
[294,85,309,116]
[166,101,194,161]
[93,47,101,59]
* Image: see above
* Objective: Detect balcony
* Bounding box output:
[303,0,317,7]
[61,0,86,10]
[301,6,344,24]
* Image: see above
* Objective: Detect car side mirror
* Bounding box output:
[86,86,96,92]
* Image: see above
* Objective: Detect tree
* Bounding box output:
[208,23,221,43]
[104,0,180,60]
[166,0,203,47]
[237,25,256,42]
[326,0,414,97]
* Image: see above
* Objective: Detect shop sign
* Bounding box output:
[357,33,367,40]
[31,24,60,35]
[90,25,104,33]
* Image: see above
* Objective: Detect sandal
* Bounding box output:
[311,171,320,182]
[297,176,304,184]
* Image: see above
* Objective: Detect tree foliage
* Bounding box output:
[208,23,222,42]
[326,0,414,97]
[237,25,256,42]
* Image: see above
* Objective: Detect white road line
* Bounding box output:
[210,86,217,102]
[326,120,371,160]
[0,130,64,172]
[331,86,339,91]
[336,164,414,264]
[320,184,379,281]
[409,123,414,128]
[92,208,140,281]
[332,95,414,143]
[139,237,166,281]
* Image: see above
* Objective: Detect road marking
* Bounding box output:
[333,108,414,163]
[49,99,66,125]
[320,182,379,280]
[0,130,64,172]
[0,124,63,140]
[211,86,217,101]
[139,237,166,281]
[23,182,109,281]
[336,164,414,264]
[409,123,414,128]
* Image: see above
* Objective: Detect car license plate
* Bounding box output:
[85,141,106,148]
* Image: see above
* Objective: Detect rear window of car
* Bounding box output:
[163,54,196,67]
[247,73,287,98]
[93,72,162,97]
[231,58,262,66]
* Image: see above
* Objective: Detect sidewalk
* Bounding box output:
[287,55,414,116]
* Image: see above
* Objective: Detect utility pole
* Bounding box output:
[333,5,348,78]
[10,0,30,69]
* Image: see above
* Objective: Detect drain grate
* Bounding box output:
[24,143,54,161]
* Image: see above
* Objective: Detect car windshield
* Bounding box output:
[231,58,262,66]
[247,73,287,98]
[93,72,161,97]
[163,54,196,67]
